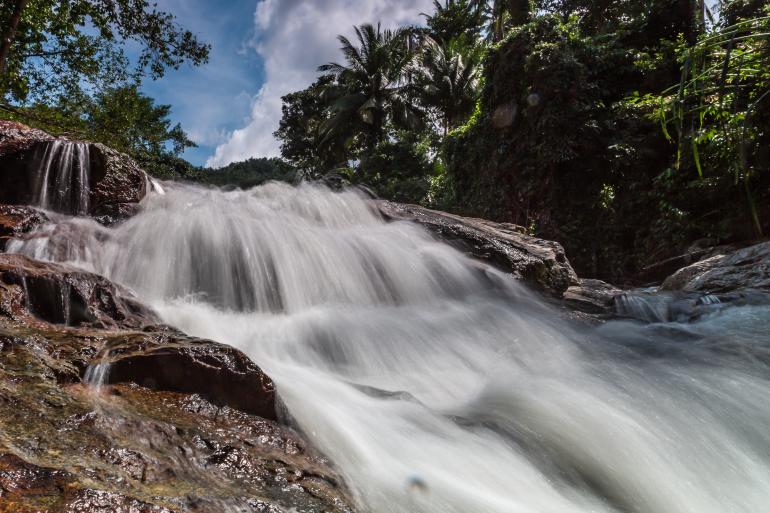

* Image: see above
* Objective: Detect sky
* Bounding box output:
[143,0,435,167]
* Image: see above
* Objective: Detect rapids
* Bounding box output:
[8,181,770,513]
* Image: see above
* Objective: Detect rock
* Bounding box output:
[0,254,356,512]
[661,241,770,293]
[377,200,578,297]
[563,279,623,314]
[0,253,154,329]
[0,253,275,418]
[0,205,48,251]
[98,333,276,420]
[0,121,148,220]
[0,453,175,513]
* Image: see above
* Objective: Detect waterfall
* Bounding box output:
[32,140,91,215]
[7,181,770,513]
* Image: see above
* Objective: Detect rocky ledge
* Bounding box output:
[377,200,578,298]
[0,121,149,223]
[0,255,354,512]
[661,241,770,293]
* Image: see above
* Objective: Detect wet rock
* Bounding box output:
[0,255,356,512]
[0,453,176,513]
[89,144,149,219]
[661,241,770,293]
[0,205,48,251]
[377,200,578,297]
[98,334,276,420]
[0,121,148,220]
[563,279,623,314]
[0,253,154,329]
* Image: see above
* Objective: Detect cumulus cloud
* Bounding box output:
[205,0,434,168]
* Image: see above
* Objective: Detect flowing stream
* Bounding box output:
[8,181,770,513]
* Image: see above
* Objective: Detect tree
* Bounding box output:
[421,0,486,45]
[414,37,482,133]
[317,23,422,153]
[6,85,198,178]
[274,75,346,174]
[0,0,209,103]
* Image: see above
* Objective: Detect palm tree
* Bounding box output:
[414,37,483,134]
[317,23,422,151]
[421,0,487,45]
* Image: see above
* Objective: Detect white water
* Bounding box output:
[8,182,770,513]
[32,140,91,215]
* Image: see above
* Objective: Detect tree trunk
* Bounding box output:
[0,0,29,77]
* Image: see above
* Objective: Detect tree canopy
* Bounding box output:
[0,0,210,103]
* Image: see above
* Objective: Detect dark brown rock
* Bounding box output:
[0,253,154,329]
[661,241,770,293]
[99,334,276,420]
[0,121,148,220]
[377,200,578,297]
[0,205,48,251]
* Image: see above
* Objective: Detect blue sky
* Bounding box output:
[138,0,265,166]
[139,0,434,167]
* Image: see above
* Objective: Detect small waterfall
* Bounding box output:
[613,293,673,322]
[33,140,91,215]
[83,356,111,389]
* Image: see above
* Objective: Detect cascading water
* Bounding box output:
[32,140,91,215]
[8,181,770,513]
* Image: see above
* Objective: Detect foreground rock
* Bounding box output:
[0,205,47,251]
[0,121,148,222]
[0,253,355,512]
[661,241,770,293]
[377,200,578,297]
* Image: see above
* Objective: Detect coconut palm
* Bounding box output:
[421,0,487,45]
[414,37,483,134]
[317,23,422,151]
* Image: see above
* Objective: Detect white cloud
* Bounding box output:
[205,0,434,168]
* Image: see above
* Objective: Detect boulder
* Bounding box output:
[661,241,770,293]
[0,121,148,220]
[0,253,154,329]
[563,278,623,314]
[97,333,276,420]
[0,205,48,251]
[377,200,578,297]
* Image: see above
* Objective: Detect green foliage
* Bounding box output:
[274,75,345,174]
[413,37,484,133]
[421,0,486,45]
[0,0,209,104]
[0,85,197,179]
[190,158,297,189]
[358,136,434,203]
[269,0,769,280]
[444,13,678,278]
[317,23,422,152]
[648,12,770,236]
